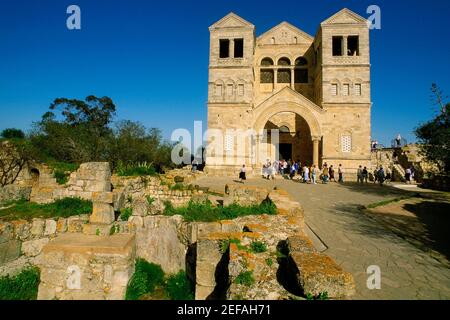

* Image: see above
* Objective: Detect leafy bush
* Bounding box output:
[0,267,40,300]
[163,198,276,222]
[125,260,194,301]
[50,162,79,185]
[120,207,133,221]
[165,271,194,300]
[306,292,329,300]
[116,161,156,177]
[1,128,25,139]
[125,259,165,300]
[0,198,92,221]
[234,271,255,286]
[250,241,267,253]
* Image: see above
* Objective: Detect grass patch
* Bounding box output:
[234,271,255,286]
[265,258,274,267]
[125,259,165,300]
[0,198,92,221]
[116,162,156,177]
[120,207,133,221]
[146,196,155,206]
[126,259,194,300]
[366,195,417,209]
[163,198,276,222]
[250,241,267,253]
[0,267,40,300]
[165,271,194,300]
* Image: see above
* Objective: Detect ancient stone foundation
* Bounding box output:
[38,233,135,300]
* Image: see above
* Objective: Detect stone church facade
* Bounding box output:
[205,9,372,176]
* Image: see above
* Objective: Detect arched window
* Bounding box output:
[261,57,274,66]
[295,57,308,66]
[277,57,291,66]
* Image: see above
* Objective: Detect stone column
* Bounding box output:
[290,67,295,89]
[312,136,321,167]
[343,36,348,56]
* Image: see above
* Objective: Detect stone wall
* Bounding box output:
[0,214,90,277]
[0,185,32,203]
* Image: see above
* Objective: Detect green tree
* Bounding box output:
[1,128,25,139]
[30,96,116,163]
[415,84,450,172]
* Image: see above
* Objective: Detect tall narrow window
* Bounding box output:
[343,84,350,96]
[354,84,362,96]
[215,84,223,96]
[331,84,338,96]
[341,135,352,153]
[225,134,234,152]
[347,36,359,56]
[332,36,343,56]
[238,84,244,96]
[219,39,230,58]
[226,84,233,96]
[234,38,244,58]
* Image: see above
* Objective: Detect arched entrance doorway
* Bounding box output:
[263,112,313,165]
[30,168,40,186]
[252,101,322,168]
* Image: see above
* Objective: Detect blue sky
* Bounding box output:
[0,0,449,146]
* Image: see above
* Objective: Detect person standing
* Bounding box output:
[239,165,247,183]
[373,168,379,184]
[378,166,386,186]
[357,166,363,184]
[303,165,310,184]
[311,165,317,184]
[322,165,329,184]
[329,165,336,182]
[338,164,344,183]
[405,167,411,184]
[362,167,368,183]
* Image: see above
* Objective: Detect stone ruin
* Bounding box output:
[1,162,356,300]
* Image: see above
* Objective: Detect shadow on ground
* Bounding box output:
[338,182,413,198]
[334,198,450,264]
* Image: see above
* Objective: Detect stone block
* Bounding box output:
[92,192,114,204]
[90,203,115,224]
[31,219,45,236]
[57,218,68,233]
[0,240,21,264]
[287,235,317,254]
[22,238,50,257]
[197,222,222,239]
[67,217,87,233]
[37,233,135,300]
[0,222,13,244]
[195,285,215,301]
[289,252,355,298]
[44,219,57,235]
[113,191,125,211]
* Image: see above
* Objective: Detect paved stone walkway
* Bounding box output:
[193,176,450,300]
